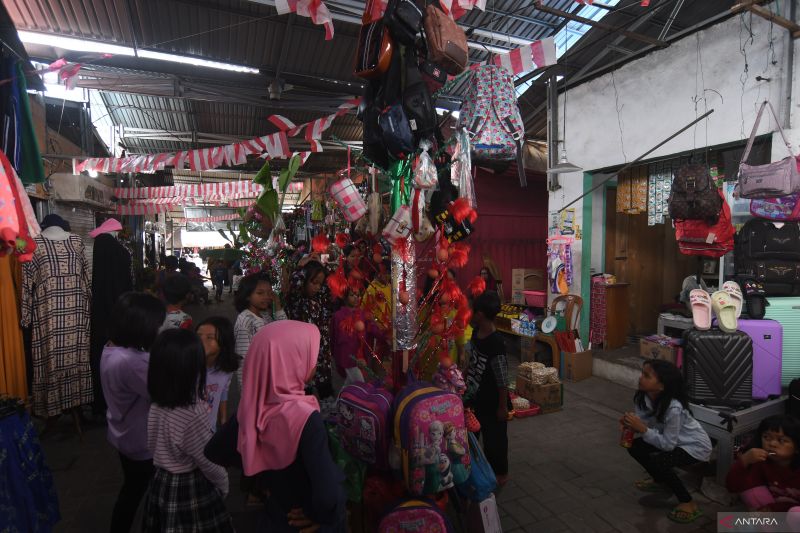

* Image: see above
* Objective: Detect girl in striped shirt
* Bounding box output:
[143,329,234,532]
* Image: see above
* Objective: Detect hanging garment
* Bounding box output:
[0,255,27,399]
[0,409,60,531]
[15,62,45,184]
[89,233,133,412]
[21,234,92,417]
[616,170,647,214]
[0,150,37,260]
[647,166,672,226]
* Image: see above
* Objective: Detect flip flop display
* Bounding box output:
[711,290,738,333]
[689,289,712,330]
[741,278,768,320]
[722,281,744,318]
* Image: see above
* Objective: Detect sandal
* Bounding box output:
[667,507,702,524]
[634,478,670,493]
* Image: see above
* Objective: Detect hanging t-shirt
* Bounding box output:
[159,309,193,332]
[205,367,232,431]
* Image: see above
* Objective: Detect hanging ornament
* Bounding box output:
[311,233,330,253]
[467,276,486,297]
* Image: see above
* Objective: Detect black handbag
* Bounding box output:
[384,0,423,46]
[402,48,436,141]
[378,103,415,159]
[734,219,800,261]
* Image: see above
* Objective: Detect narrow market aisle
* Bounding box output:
[41,342,734,532]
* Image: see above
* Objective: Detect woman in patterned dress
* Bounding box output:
[284,260,334,400]
[21,215,93,420]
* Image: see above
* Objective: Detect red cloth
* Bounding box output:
[726,458,800,511]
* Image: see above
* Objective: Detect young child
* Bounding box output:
[464,290,509,486]
[726,415,800,513]
[234,273,286,387]
[622,359,712,524]
[100,292,166,533]
[210,259,228,303]
[332,287,385,388]
[196,317,239,431]
[231,267,244,295]
[160,274,193,331]
[143,328,233,532]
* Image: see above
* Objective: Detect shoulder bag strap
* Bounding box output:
[741,101,768,165]
[765,101,795,157]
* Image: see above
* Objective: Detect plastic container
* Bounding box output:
[523,290,546,307]
[512,405,541,419]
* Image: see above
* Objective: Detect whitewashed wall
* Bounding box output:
[547,8,799,313]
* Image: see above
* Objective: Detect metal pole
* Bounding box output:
[558,109,715,212]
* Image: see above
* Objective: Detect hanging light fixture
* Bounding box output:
[548,30,582,176]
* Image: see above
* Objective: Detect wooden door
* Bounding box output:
[604,187,697,336]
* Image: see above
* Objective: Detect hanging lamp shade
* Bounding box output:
[547,150,583,174]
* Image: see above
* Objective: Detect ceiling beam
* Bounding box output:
[732,1,800,38]
[534,1,668,47]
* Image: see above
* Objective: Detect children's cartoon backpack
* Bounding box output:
[393,382,470,495]
[337,382,394,470]
[457,65,527,187]
[378,498,455,533]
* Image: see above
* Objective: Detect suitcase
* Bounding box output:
[763,297,800,386]
[683,328,753,408]
[736,319,783,399]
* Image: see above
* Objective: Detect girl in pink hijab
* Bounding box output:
[204,320,346,532]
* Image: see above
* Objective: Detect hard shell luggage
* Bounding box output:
[736,319,783,399]
[763,297,800,386]
[683,328,753,408]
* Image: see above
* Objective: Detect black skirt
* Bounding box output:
[142,467,234,533]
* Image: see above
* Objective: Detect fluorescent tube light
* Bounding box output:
[18,31,260,75]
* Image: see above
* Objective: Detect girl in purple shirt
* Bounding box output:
[100,292,165,533]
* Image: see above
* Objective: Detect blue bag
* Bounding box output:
[456,433,497,502]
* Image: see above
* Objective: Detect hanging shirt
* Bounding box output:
[160,309,193,332]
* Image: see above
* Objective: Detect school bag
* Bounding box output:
[668,164,723,222]
[457,65,527,187]
[378,498,455,533]
[402,48,437,142]
[337,383,394,470]
[734,219,800,262]
[384,0,423,46]
[393,382,470,495]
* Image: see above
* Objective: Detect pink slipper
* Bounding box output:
[690,289,712,330]
[722,281,743,318]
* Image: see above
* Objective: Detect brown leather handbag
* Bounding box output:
[422,4,468,75]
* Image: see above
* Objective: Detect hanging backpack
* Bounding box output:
[384,0,423,46]
[402,48,437,143]
[458,65,527,187]
[674,188,734,258]
[734,219,800,261]
[393,382,470,495]
[667,164,723,222]
[378,498,455,533]
[337,383,394,470]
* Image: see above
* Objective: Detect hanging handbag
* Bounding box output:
[382,204,413,244]
[738,101,800,199]
[674,188,734,258]
[402,47,437,142]
[411,188,435,242]
[379,103,415,159]
[668,164,723,222]
[422,3,468,75]
[355,20,395,80]
[329,178,368,222]
[749,155,800,221]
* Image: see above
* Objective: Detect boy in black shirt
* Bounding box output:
[465,291,509,485]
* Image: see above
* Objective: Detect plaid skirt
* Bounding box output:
[142,468,235,532]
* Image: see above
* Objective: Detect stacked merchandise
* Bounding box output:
[514,362,563,414]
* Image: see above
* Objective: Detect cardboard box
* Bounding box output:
[511,268,545,290]
[640,338,678,364]
[515,376,563,413]
[562,350,593,382]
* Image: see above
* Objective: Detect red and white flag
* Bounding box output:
[493,37,557,76]
[268,115,297,131]
[309,139,323,152]
[264,132,292,159]
[274,0,334,40]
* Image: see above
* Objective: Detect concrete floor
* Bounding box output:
[37,289,740,533]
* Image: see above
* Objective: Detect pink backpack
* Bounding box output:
[337,383,394,470]
[749,156,800,221]
[393,383,470,495]
[378,498,454,533]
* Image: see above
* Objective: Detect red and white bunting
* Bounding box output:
[114,203,176,216]
[268,115,297,131]
[75,99,360,174]
[438,0,485,19]
[275,0,334,40]
[114,181,264,199]
[493,37,557,76]
[184,214,241,223]
[309,139,323,153]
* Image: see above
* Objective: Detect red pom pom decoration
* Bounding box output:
[372,253,383,264]
[436,248,449,262]
[312,234,331,253]
[335,232,349,249]
[467,276,486,297]
[327,270,348,299]
[448,243,470,268]
[354,320,366,333]
[428,268,440,279]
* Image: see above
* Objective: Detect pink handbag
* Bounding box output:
[738,102,800,199]
[749,156,800,221]
[330,178,368,222]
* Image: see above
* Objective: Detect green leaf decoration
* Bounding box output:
[279,168,290,193]
[217,229,231,243]
[257,189,279,222]
[253,160,273,189]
